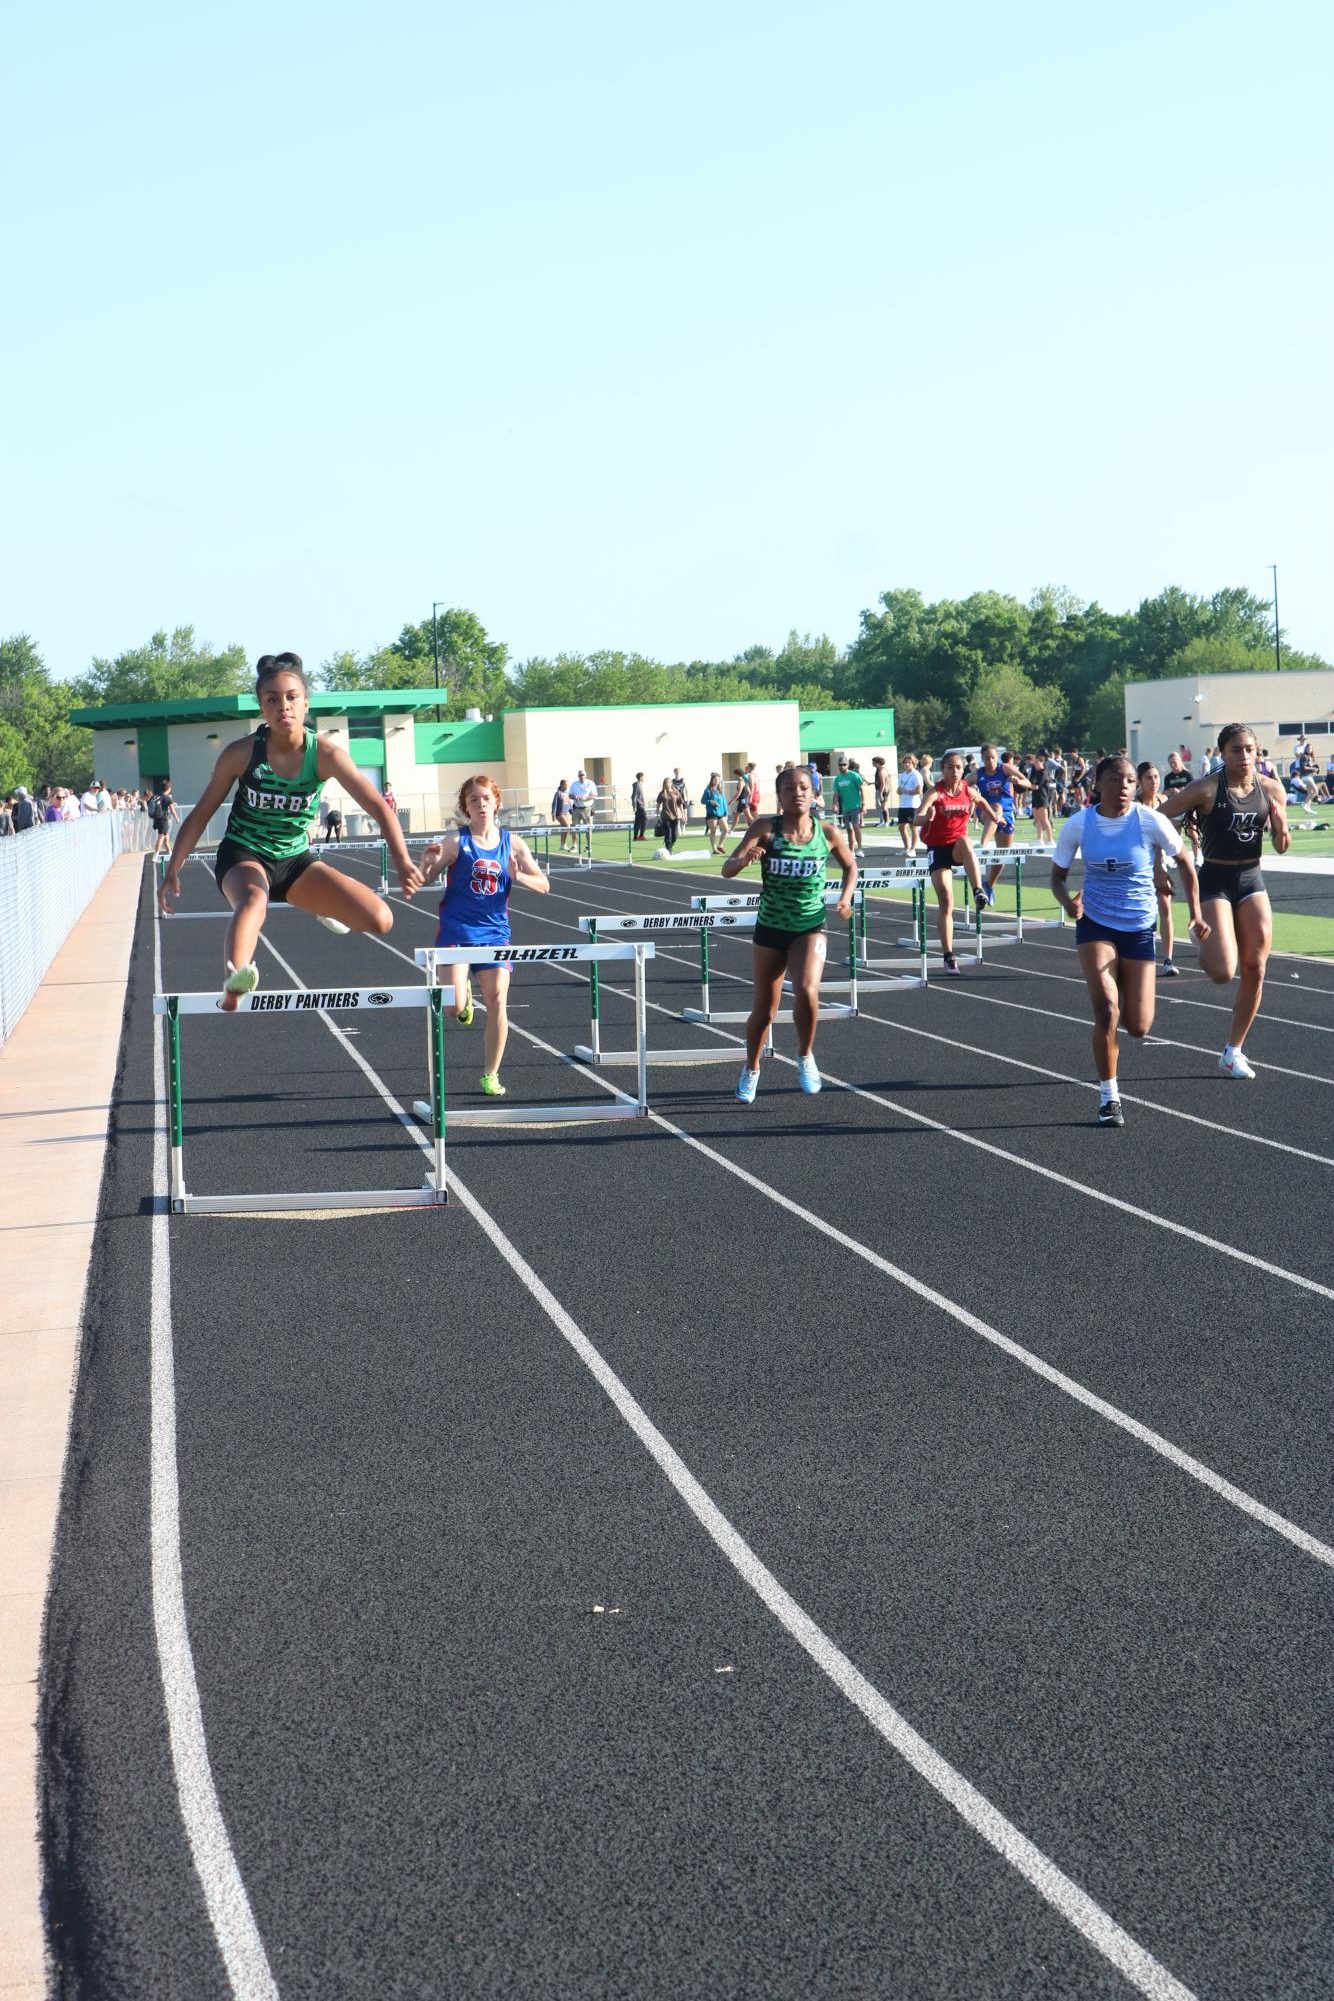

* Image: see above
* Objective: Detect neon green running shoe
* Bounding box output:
[479,1072,506,1097]
[456,979,474,1026]
[223,961,260,998]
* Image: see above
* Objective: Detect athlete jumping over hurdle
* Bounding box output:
[722,764,857,1102]
[975,744,1032,892]
[158,653,423,1010]
[418,775,548,1098]
[916,751,1000,975]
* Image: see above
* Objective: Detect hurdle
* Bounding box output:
[153,984,447,1214]
[411,941,655,1124]
[682,890,863,1023]
[572,911,758,1065]
[534,822,636,872]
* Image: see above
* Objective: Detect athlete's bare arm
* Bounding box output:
[1158,775,1213,824]
[966,787,1002,828]
[1048,860,1082,922]
[508,836,549,893]
[418,832,462,887]
[720,821,770,877]
[157,738,252,913]
[1262,777,1291,853]
[1168,846,1210,939]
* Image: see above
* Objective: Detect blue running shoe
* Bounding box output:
[736,1065,760,1104]
[797,1053,822,1094]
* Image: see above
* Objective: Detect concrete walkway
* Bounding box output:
[1,853,143,2000]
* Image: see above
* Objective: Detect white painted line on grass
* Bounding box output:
[151,906,279,1999]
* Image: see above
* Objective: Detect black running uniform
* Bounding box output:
[1198,769,1270,906]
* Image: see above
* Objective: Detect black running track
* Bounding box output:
[40,852,1334,1999]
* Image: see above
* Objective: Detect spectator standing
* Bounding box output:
[655,776,683,852]
[701,771,728,854]
[0,797,13,836]
[808,762,824,817]
[871,756,890,825]
[550,778,574,852]
[568,770,597,833]
[12,787,36,832]
[630,772,648,843]
[148,781,180,855]
[672,768,691,827]
[896,754,924,852]
[832,756,868,858]
[59,788,81,822]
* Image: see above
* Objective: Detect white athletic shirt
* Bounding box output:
[897,769,923,809]
[1053,804,1182,930]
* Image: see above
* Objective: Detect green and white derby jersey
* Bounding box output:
[225,725,324,862]
[756,815,830,931]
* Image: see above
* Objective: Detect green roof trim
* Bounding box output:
[69,690,446,729]
[414,717,505,765]
[799,708,895,752]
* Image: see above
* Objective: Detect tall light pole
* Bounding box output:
[1270,566,1281,674]
[431,600,447,721]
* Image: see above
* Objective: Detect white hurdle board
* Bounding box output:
[681,889,863,1022]
[573,911,757,1065]
[411,942,655,1124]
[153,984,448,1213]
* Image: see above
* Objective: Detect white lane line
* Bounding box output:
[151,905,279,1999]
[984,941,1334,1035]
[852,1010,1334,1168]
[933,980,1334,1091]
[258,932,1197,2001]
[311,905,1334,1568]
[369,878,1334,1298]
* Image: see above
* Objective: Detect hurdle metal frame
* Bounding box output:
[411,941,655,1124]
[572,912,757,1065]
[680,890,864,1024]
[153,984,448,1214]
[532,821,636,873]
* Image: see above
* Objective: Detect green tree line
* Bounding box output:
[4,586,1326,792]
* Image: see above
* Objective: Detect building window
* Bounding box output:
[347,716,384,741]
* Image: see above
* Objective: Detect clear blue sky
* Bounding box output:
[7,0,1331,679]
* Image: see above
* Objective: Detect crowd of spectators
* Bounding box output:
[0,780,152,837]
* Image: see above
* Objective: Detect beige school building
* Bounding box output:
[71,694,898,831]
[1124,668,1334,773]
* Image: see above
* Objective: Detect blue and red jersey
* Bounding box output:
[436,827,513,945]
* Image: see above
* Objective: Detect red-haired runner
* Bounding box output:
[418,775,548,1097]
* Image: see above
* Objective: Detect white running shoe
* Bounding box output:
[223,961,259,998]
[1219,1047,1256,1080]
[318,914,351,935]
[736,1066,760,1105]
[797,1053,822,1094]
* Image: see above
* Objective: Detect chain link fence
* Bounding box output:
[0,812,155,1045]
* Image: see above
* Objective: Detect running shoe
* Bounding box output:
[975,884,995,909]
[1097,1097,1125,1128]
[317,914,351,935]
[797,1053,822,1094]
[736,1065,760,1105]
[942,953,962,976]
[223,961,259,998]
[1219,1047,1257,1080]
[456,979,474,1027]
[479,1071,506,1096]
[1160,958,1180,977]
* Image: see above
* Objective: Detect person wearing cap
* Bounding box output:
[832,756,868,859]
[568,769,597,827]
